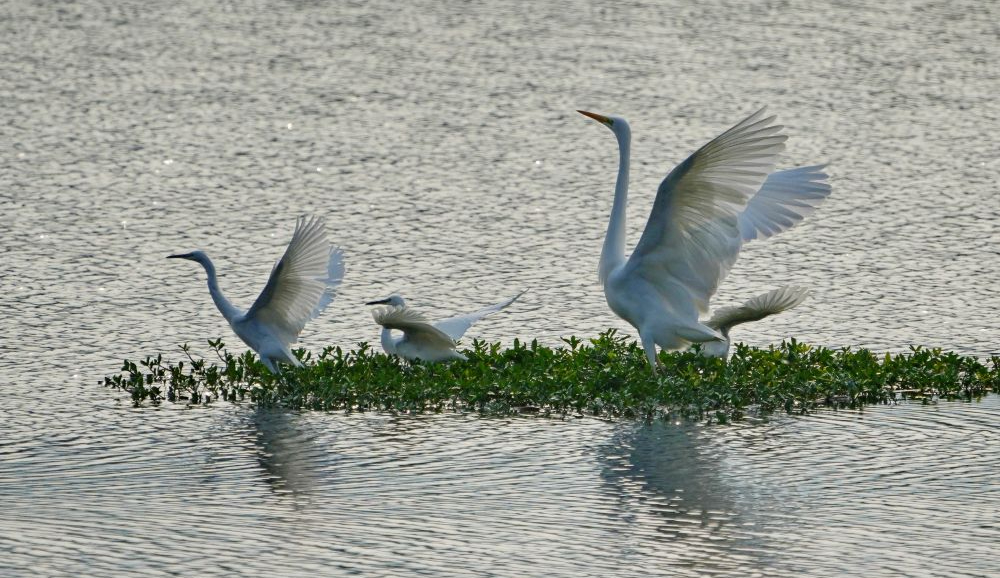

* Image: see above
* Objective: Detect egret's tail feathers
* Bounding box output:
[738,165,831,242]
[260,349,304,374]
[674,323,725,344]
[706,286,810,332]
[260,357,279,374]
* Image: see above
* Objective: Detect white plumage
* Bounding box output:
[168,215,345,373]
[698,286,811,359]
[367,292,525,362]
[371,305,466,362]
[578,108,830,369]
[738,165,831,242]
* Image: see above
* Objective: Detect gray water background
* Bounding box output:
[1,0,998,576]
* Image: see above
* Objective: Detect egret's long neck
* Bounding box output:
[599,126,630,285]
[197,257,241,323]
[380,327,397,355]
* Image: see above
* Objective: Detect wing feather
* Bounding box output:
[433,290,526,341]
[308,247,346,320]
[626,108,787,313]
[245,216,337,345]
[373,305,457,351]
[706,286,810,331]
[739,165,831,242]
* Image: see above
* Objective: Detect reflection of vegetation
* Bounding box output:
[104,331,1000,422]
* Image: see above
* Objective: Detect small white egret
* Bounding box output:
[578,108,830,369]
[697,286,811,359]
[168,215,345,373]
[365,292,525,362]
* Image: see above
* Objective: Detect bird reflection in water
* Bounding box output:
[598,420,781,570]
[248,407,318,500]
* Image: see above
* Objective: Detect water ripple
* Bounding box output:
[2,0,999,575]
[3,397,997,577]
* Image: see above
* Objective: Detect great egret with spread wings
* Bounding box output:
[578,108,829,369]
[168,215,345,373]
[366,292,525,362]
[697,285,811,360]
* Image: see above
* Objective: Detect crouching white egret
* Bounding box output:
[577,108,830,370]
[168,215,345,373]
[365,292,525,362]
[697,286,811,360]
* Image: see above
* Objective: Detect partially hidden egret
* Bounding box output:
[168,215,345,373]
[697,285,811,359]
[365,292,525,362]
[578,108,830,369]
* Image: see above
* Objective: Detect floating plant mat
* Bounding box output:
[103,331,1000,422]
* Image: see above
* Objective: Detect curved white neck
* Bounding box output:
[196,256,242,323]
[599,127,630,285]
[380,327,398,355]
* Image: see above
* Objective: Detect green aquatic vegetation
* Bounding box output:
[103,331,1000,422]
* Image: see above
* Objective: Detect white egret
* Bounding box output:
[168,215,345,373]
[365,292,525,362]
[578,108,830,369]
[697,286,811,359]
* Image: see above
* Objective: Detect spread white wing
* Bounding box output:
[433,290,526,341]
[372,305,457,352]
[739,165,831,242]
[706,286,810,332]
[244,216,338,345]
[624,108,787,314]
[309,247,346,319]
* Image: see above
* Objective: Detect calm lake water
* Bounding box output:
[1,0,998,576]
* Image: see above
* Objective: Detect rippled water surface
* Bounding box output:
[2,0,998,576]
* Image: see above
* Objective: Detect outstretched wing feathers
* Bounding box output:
[372,305,457,351]
[626,108,788,314]
[246,216,339,345]
[706,286,810,332]
[739,165,831,242]
[309,247,346,320]
[433,290,526,341]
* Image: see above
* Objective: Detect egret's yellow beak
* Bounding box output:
[577,110,612,126]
